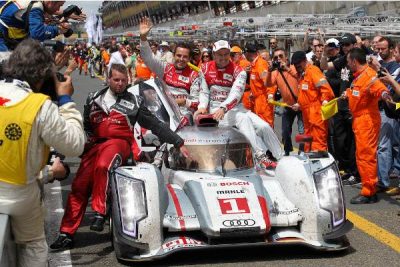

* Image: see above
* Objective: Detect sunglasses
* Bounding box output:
[270,42,277,44]
[341,43,352,47]
[273,54,284,60]
[202,54,210,58]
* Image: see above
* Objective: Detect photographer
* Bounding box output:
[0,1,85,51]
[0,39,84,267]
[266,48,304,156]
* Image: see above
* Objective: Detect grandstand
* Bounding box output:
[99,1,400,47]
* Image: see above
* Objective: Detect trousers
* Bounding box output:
[60,139,131,235]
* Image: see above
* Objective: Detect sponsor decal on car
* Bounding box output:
[207,182,218,187]
[222,219,256,227]
[218,197,250,214]
[216,189,245,195]
[162,237,205,252]
[164,214,197,220]
[220,181,250,186]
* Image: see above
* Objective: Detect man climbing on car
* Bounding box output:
[50,63,189,250]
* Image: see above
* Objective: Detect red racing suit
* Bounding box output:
[60,88,184,235]
[140,40,200,111]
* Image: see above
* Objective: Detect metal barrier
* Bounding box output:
[0,214,17,267]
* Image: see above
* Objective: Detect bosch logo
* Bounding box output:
[222,219,256,227]
[220,181,250,186]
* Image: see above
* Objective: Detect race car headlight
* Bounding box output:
[313,164,345,228]
[116,174,147,238]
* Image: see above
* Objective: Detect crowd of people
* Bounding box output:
[0,1,399,265]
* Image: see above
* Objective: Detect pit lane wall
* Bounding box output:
[0,215,16,267]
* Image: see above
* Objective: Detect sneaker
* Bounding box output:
[350,194,378,204]
[342,175,361,186]
[90,213,105,232]
[386,187,400,196]
[256,154,277,170]
[50,233,73,250]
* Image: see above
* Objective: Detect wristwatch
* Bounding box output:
[220,106,227,112]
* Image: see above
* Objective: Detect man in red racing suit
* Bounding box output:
[139,17,200,114]
[50,64,188,250]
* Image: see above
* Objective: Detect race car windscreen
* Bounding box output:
[171,143,254,173]
[139,82,170,124]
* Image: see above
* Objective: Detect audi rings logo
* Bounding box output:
[222,219,256,227]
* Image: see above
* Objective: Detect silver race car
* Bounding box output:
[110,79,353,262]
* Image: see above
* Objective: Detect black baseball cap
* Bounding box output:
[340,33,357,45]
[291,51,307,65]
[244,43,257,53]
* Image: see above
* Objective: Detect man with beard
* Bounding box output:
[373,36,400,193]
[139,17,200,114]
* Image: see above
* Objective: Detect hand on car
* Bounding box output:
[213,108,225,121]
[179,145,190,158]
[194,108,208,119]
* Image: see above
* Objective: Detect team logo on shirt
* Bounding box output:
[301,84,309,90]
[4,123,22,141]
[352,90,360,97]
[178,75,190,83]
[119,99,135,110]
[223,73,233,82]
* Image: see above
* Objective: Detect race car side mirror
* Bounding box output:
[295,134,313,154]
[195,114,219,127]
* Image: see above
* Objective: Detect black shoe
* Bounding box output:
[90,213,105,232]
[350,194,378,204]
[50,233,73,250]
[342,175,361,186]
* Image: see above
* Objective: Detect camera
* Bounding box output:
[59,5,82,38]
[41,72,66,101]
[377,67,386,78]
[271,60,282,71]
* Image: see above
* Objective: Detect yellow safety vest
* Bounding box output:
[0,92,49,185]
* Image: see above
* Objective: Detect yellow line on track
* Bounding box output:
[346,209,400,253]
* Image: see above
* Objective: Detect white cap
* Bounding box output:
[326,38,340,48]
[160,41,169,46]
[213,40,231,52]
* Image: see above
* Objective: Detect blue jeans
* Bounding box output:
[282,108,304,155]
[377,110,400,188]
